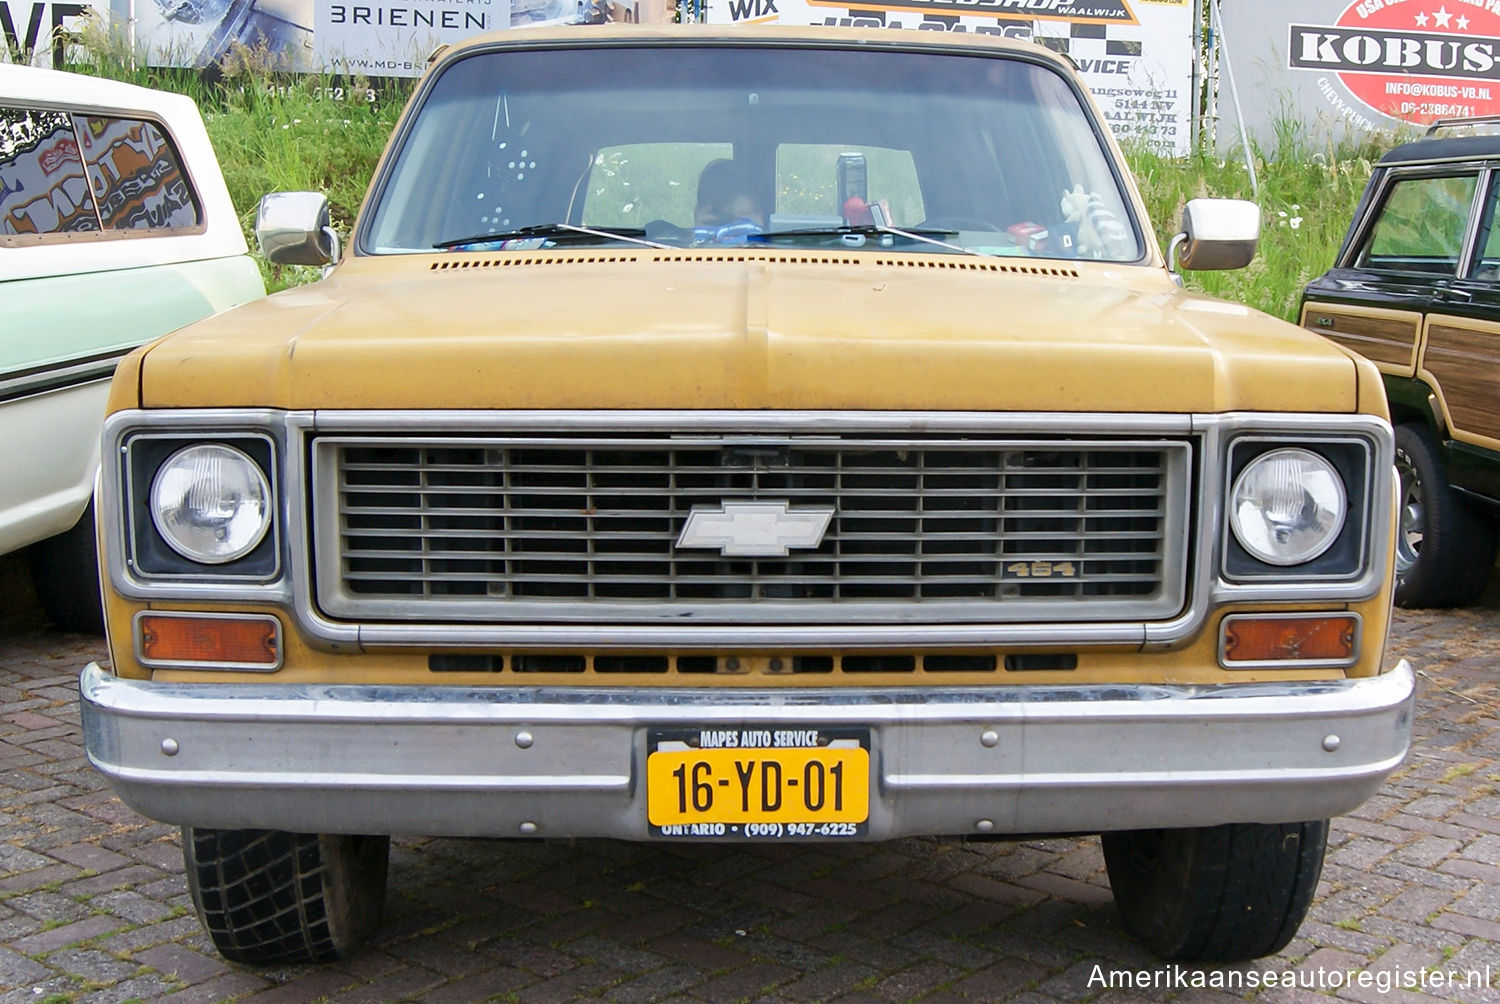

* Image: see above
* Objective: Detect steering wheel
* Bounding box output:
[644,219,691,245]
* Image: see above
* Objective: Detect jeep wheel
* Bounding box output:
[184,828,389,965]
[23,503,104,635]
[1102,820,1327,962]
[1394,423,1497,608]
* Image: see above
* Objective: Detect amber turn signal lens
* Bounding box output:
[138,614,280,669]
[1221,615,1357,666]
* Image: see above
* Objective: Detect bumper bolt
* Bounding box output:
[1323,734,1341,752]
[976,819,994,833]
[160,738,179,756]
[980,730,999,748]
[515,731,534,749]
[519,821,538,835]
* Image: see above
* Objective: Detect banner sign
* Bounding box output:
[1,0,105,67]
[1221,0,1500,149]
[1290,2,1500,123]
[82,0,577,76]
[705,0,1193,155]
[7,0,1190,132]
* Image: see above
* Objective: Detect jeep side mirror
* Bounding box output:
[256,192,340,267]
[1170,199,1260,272]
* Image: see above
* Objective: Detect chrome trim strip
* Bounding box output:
[308,410,1198,435]
[0,351,123,404]
[354,621,1151,648]
[80,660,1416,838]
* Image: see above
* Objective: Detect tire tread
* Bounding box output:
[186,829,339,964]
[1103,820,1327,962]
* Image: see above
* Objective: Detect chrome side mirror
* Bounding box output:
[1170,198,1260,272]
[255,192,339,267]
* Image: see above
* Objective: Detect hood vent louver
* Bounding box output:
[431,252,1081,279]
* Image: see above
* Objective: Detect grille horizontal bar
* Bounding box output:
[312,433,1190,624]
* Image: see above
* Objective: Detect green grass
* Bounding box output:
[68,44,1382,318]
[66,32,411,290]
[1125,141,1379,321]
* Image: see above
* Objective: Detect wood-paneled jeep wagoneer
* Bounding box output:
[1303,121,1500,608]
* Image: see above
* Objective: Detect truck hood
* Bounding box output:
[137,253,1359,412]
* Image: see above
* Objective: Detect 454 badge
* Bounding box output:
[1291,0,1500,123]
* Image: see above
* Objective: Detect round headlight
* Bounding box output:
[150,444,271,564]
[1230,448,1347,566]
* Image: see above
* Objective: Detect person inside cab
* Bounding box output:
[694,158,764,243]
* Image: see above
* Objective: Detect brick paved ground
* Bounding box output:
[0,554,1496,1003]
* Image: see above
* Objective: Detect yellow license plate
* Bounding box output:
[647,728,870,838]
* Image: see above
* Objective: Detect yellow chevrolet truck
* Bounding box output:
[80,24,1414,966]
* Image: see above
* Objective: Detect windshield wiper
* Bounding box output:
[435,223,671,250]
[746,223,984,257]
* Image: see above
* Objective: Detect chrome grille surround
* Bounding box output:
[310,428,1192,624]
[97,410,1396,650]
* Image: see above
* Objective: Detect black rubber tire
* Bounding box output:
[22,502,104,635]
[184,828,389,965]
[1102,820,1327,962]
[1393,423,1498,608]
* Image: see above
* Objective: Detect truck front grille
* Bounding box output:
[310,431,1190,624]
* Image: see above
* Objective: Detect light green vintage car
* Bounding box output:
[1,64,264,631]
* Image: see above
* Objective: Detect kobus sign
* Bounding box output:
[1221,0,1500,150]
[1290,2,1500,122]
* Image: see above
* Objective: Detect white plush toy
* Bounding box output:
[1060,184,1130,259]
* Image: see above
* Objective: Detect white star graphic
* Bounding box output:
[1433,5,1453,27]
[1415,10,1429,25]
[1457,14,1471,29]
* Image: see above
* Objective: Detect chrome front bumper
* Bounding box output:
[80,661,1415,839]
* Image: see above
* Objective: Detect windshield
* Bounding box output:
[363,42,1143,263]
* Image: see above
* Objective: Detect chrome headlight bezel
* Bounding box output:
[124,431,281,581]
[1221,436,1372,582]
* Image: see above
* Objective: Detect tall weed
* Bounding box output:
[1127,139,1376,321]
[66,30,411,288]
[205,77,411,287]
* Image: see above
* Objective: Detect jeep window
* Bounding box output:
[1467,174,1500,281]
[0,105,201,241]
[364,45,1141,261]
[1356,174,1478,275]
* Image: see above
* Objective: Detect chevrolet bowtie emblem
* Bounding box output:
[676,500,834,558]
